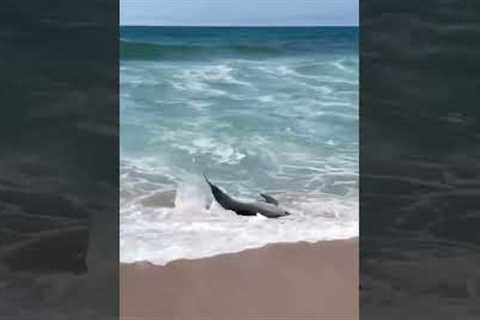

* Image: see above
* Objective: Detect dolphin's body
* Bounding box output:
[0,226,89,275]
[204,175,291,219]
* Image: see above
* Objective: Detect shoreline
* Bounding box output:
[121,238,358,320]
[121,237,358,267]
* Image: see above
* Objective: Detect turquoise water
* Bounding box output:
[120,27,358,264]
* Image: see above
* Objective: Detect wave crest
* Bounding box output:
[120,40,284,60]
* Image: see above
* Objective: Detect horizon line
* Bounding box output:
[119,24,359,27]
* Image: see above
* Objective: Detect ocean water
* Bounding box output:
[120,27,359,265]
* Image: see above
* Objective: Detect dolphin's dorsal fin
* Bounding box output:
[260,193,279,206]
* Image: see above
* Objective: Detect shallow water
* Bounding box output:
[120,27,358,264]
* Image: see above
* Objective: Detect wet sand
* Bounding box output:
[121,238,358,320]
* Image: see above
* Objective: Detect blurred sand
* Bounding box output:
[121,238,358,320]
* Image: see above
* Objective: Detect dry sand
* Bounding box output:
[121,238,358,320]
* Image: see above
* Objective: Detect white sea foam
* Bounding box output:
[120,164,358,265]
[120,44,359,265]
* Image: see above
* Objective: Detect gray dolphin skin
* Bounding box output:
[203,174,291,218]
[0,226,89,275]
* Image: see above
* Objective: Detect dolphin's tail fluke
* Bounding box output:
[202,173,234,210]
[203,172,212,186]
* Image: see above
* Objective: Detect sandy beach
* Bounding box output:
[121,238,358,320]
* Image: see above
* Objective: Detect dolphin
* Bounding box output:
[0,225,89,275]
[203,174,291,219]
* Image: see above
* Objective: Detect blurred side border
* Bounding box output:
[0,0,118,318]
[360,0,480,318]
